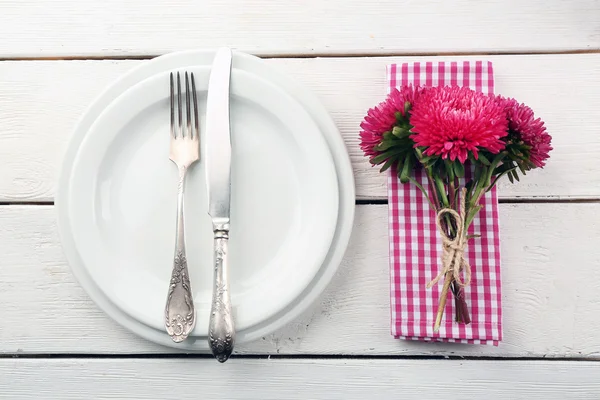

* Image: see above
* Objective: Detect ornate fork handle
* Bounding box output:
[208,226,235,362]
[165,168,196,342]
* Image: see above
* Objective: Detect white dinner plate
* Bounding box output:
[57,49,355,350]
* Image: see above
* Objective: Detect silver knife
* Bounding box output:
[205,47,235,362]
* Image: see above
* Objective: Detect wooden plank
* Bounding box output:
[271,54,600,200]
[1,54,599,202]
[1,358,599,399]
[0,0,598,57]
[1,203,599,356]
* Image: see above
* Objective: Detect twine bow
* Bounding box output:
[427,188,472,289]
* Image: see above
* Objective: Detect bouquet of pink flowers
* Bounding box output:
[360,85,552,331]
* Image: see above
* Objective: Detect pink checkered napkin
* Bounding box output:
[387,61,502,345]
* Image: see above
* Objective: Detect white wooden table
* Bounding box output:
[1,1,600,398]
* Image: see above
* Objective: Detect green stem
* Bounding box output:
[464,204,483,231]
[453,176,460,208]
[425,172,441,210]
[468,166,488,210]
[434,174,450,207]
[445,213,457,238]
[449,179,456,209]
[444,160,456,209]
[487,171,506,192]
[485,152,508,188]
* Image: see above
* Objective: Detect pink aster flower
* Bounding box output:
[359,85,421,159]
[501,97,552,168]
[410,86,508,163]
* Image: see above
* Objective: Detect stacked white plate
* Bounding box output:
[56,49,355,350]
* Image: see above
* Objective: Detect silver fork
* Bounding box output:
[164,71,199,343]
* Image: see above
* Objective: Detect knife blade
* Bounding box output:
[206,47,233,225]
[205,47,235,363]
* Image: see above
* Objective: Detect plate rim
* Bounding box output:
[65,64,339,333]
[56,49,356,350]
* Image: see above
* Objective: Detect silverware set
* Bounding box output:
[164,48,235,363]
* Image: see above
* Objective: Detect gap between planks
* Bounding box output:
[2,354,600,362]
[355,199,600,205]
[1,199,598,207]
[0,48,598,62]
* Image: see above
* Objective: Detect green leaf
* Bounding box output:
[420,155,435,164]
[407,176,436,210]
[382,131,395,141]
[374,140,394,152]
[422,160,437,170]
[415,147,424,159]
[370,153,388,165]
[396,159,404,173]
[511,169,520,182]
[478,153,491,166]
[487,170,508,191]
[400,153,414,184]
[453,162,465,178]
[491,151,508,167]
[494,162,517,175]
[370,148,406,165]
[419,153,441,170]
[508,171,515,184]
[379,157,396,173]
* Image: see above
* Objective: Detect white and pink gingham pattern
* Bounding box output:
[387,61,502,345]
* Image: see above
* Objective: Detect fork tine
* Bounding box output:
[185,72,192,139]
[170,72,175,138]
[177,72,183,138]
[191,73,199,141]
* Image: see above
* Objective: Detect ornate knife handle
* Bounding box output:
[208,226,235,362]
